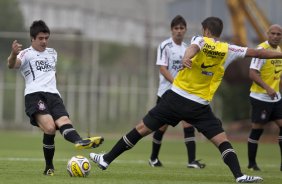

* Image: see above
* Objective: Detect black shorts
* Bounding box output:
[143,90,224,139]
[250,97,282,124]
[25,92,69,126]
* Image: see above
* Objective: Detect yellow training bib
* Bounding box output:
[250,42,282,93]
[173,37,228,101]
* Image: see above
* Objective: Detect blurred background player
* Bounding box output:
[247,24,282,171]
[149,15,205,169]
[7,20,104,176]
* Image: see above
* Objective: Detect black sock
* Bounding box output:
[150,130,165,160]
[43,134,55,169]
[279,127,282,165]
[248,129,263,166]
[183,127,196,163]
[218,141,242,179]
[59,124,82,143]
[104,128,142,164]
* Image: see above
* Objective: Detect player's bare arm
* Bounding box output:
[7,40,22,69]
[245,48,282,59]
[249,68,277,99]
[159,65,174,83]
[182,44,200,69]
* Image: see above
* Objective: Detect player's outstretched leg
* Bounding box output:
[75,136,104,149]
[89,153,109,170]
[90,127,144,169]
[216,138,263,183]
[58,124,104,149]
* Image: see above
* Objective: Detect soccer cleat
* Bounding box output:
[187,160,206,169]
[236,174,263,183]
[43,168,54,176]
[89,153,108,170]
[75,136,104,149]
[148,158,163,167]
[248,164,261,171]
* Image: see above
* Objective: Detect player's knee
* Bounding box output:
[43,123,56,134]
[182,121,193,128]
[55,116,71,125]
[136,121,153,136]
[275,119,282,127]
[159,124,168,132]
[210,132,229,147]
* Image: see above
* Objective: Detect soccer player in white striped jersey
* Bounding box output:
[148,15,205,169]
[7,20,104,176]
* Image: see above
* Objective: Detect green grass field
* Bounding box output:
[0,130,281,184]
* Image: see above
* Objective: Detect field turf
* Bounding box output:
[0,130,281,184]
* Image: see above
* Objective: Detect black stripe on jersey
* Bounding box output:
[191,35,201,42]
[28,61,35,81]
[160,42,172,60]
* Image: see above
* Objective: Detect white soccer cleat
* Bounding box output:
[236,174,263,183]
[89,153,108,170]
[148,158,163,167]
[187,160,206,169]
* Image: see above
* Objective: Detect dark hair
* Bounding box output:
[171,15,186,29]
[201,17,223,37]
[30,20,50,39]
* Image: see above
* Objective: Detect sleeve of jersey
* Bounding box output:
[17,49,27,66]
[156,44,168,66]
[228,44,248,60]
[190,36,204,49]
[250,47,264,70]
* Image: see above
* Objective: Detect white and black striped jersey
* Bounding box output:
[156,37,187,97]
[17,46,60,96]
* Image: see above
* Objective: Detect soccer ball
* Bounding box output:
[67,155,91,177]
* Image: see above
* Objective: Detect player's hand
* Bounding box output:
[266,87,278,100]
[11,40,22,56]
[182,57,192,69]
[181,44,199,69]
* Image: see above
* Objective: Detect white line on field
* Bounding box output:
[0,157,279,168]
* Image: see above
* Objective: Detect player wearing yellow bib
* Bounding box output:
[90,17,282,183]
[247,24,282,172]
[148,15,205,169]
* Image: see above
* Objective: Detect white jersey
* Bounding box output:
[156,37,187,97]
[17,46,60,96]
